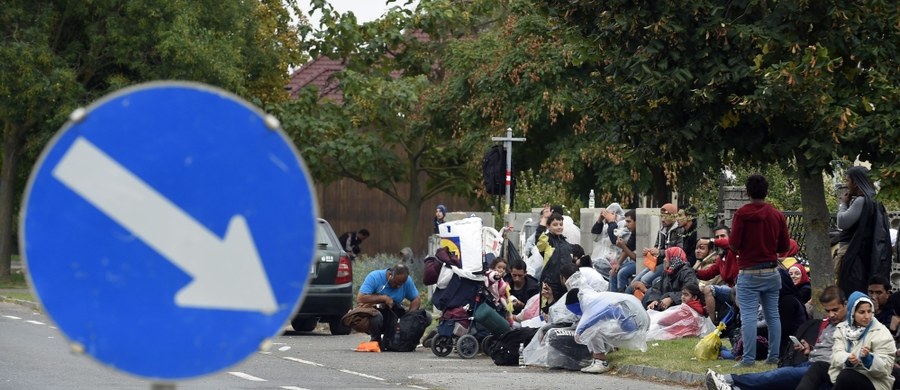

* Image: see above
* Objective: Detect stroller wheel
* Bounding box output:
[456,334,478,359]
[481,334,496,355]
[430,335,453,357]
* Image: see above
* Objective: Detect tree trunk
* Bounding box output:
[400,177,423,253]
[795,153,833,309]
[0,123,24,279]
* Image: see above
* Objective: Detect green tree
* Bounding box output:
[0,0,304,279]
[276,0,501,248]
[539,0,900,293]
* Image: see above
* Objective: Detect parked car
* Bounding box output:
[291,218,353,335]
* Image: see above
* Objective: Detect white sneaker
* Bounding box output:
[580,359,610,374]
[705,369,732,390]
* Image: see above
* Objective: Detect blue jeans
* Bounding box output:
[736,269,782,365]
[731,361,810,390]
[609,260,635,292]
[711,285,734,305]
[626,264,663,293]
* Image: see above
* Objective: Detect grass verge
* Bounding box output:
[0,273,28,289]
[609,336,772,375]
[2,292,35,302]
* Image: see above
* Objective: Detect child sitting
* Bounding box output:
[485,258,513,324]
[646,283,714,340]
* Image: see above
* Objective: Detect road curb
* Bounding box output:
[0,296,41,311]
[0,294,706,387]
[616,364,704,385]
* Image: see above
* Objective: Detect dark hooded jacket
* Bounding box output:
[730,202,791,268]
[643,248,698,308]
[776,269,808,349]
[838,167,892,299]
[534,225,573,303]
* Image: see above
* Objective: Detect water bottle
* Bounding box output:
[588,189,595,209]
[518,343,525,368]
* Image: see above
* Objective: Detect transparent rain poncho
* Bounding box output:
[574,290,650,353]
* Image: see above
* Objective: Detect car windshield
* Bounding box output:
[316,222,334,248]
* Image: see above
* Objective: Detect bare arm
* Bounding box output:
[357,292,393,308]
[408,295,422,311]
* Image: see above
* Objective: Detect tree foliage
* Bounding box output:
[538,0,900,292]
[277,0,504,247]
[0,0,305,278]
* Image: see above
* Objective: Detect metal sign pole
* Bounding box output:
[491,127,526,228]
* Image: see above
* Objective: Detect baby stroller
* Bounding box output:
[430,275,510,358]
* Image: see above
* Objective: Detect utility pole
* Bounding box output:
[492,128,526,227]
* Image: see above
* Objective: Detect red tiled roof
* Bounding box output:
[286,56,346,104]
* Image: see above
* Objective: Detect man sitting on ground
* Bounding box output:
[867,275,896,328]
[505,259,541,315]
[706,286,848,390]
[357,264,420,350]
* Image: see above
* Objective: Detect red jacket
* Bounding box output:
[696,238,739,287]
[730,202,790,268]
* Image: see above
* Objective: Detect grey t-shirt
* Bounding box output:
[808,322,837,363]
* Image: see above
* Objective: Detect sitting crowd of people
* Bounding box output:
[352,168,899,388]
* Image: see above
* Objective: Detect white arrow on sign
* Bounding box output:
[51,137,278,314]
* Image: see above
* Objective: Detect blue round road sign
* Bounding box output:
[20,82,317,380]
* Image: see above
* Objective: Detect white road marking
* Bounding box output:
[227,372,267,382]
[278,345,291,351]
[339,369,384,381]
[408,386,429,390]
[26,320,45,325]
[282,357,324,367]
[3,315,21,320]
[280,387,310,390]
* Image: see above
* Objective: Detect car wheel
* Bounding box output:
[327,317,352,335]
[456,334,478,359]
[430,335,453,357]
[291,317,318,332]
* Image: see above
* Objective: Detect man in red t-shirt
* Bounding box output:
[730,174,791,367]
[697,226,739,323]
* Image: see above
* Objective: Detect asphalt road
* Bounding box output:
[0,301,695,390]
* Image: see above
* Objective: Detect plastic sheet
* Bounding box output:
[547,297,579,325]
[522,324,592,370]
[515,295,541,322]
[646,304,715,341]
[575,290,650,353]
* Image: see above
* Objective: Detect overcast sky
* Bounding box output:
[301,1,416,26]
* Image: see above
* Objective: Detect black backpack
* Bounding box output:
[482,145,515,196]
[385,310,431,352]
[488,327,539,366]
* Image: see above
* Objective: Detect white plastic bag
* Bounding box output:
[438,217,483,274]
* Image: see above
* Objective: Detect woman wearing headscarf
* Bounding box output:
[788,264,812,305]
[642,247,698,311]
[835,167,892,299]
[829,291,896,390]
